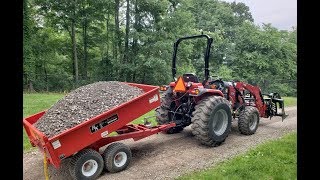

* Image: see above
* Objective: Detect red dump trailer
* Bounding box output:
[23,82,175,180]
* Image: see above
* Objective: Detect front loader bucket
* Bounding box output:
[264,93,288,121]
[271,97,288,121]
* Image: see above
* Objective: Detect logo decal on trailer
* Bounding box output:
[149,94,159,104]
[90,114,119,133]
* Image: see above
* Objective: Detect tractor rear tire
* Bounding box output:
[155,91,183,134]
[103,142,132,173]
[191,96,232,147]
[69,149,104,180]
[238,106,260,135]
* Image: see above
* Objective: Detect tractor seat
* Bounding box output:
[182,73,199,83]
[224,81,233,87]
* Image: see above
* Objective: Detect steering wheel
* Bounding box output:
[208,79,225,91]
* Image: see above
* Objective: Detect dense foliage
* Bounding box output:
[23,0,296,96]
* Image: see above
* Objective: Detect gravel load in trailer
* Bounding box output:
[34,81,144,137]
[23,82,175,179]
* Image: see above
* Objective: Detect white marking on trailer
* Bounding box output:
[149,94,159,104]
[101,131,109,138]
[52,140,61,149]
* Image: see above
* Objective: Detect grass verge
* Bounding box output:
[177,132,297,180]
[283,97,297,107]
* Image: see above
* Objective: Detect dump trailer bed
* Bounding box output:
[23,83,175,170]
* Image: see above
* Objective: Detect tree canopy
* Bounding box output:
[23,0,296,96]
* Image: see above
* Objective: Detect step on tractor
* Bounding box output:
[156,34,288,147]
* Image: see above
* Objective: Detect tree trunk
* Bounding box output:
[43,61,49,92]
[71,1,79,85]
[114,0,120,60]
[124,0,130,63]
[106,11,110,80]
[106,13,109,56]
[83,19,88,80]
[28,80,35,92]
[132,0,139,81]
[123,0,130,81]
[114,0,121,80]
[142,72,146,84]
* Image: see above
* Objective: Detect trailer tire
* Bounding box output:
[156,91,183,134]
[191,96,232,147]
[103,142,132,173]
[69,149,104,180]
[238,106,260,135]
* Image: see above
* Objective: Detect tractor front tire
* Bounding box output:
[155,91,183,134]
[191,96,232,147]
[69,149,104,180]
[238,106,260,135]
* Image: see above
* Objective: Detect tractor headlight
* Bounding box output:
[191,88,200,95]
[195,88,200,95]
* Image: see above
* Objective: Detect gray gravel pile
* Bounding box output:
[34,81,144,137]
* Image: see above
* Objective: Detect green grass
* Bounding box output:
[283,97,297,107]
[23,93,66,151]
[177,132,297,180]
[132,110,157,125]
[23,93,66,118]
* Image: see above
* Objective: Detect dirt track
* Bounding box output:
[23,106,297,180]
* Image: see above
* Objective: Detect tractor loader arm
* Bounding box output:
[234,82,288,120]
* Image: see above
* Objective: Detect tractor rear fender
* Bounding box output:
[192,88,224,97]
[203,89,224,97]
[193,89,224,104]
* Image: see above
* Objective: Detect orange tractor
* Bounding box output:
[156,34,287,147]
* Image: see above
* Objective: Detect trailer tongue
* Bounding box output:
[23,82,175,180]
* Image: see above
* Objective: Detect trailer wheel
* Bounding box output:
[103,142,132,173]
[238,106,260,135]
[69,149,104,180]
[191,96,232,147]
